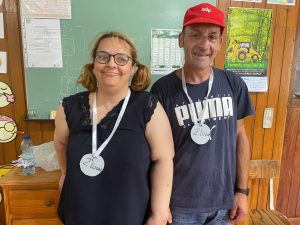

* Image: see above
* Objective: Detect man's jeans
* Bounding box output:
[169,207,231,225]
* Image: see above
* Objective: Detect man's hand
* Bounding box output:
[229,193,248,223]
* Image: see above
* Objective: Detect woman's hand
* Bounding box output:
[144,208,172,225]
[144,213,168,225]
[168,208,172,224]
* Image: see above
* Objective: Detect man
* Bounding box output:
[151,3,255,225]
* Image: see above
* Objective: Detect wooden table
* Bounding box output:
[0,167,62,225]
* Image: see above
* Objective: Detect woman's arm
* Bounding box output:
[54,105,69,191]
[145,102,174,225]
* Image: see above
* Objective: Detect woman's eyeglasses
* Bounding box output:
[95,51,133,66]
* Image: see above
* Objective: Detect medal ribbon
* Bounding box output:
[181,66,214,125]
[92,89,131,155]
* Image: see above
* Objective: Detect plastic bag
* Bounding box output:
[33,141,60,171]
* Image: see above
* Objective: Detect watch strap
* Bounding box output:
[235,187,250,196]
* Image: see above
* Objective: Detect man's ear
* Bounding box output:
[178,32,184,48]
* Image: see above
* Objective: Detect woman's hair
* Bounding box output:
[77,31,151,92]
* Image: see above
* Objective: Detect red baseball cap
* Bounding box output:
[183,3,225,33]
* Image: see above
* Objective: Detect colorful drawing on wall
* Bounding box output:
[0,115,17,143]
[0,81,15,107]
[225,7,272,92]
[267,0,295,5]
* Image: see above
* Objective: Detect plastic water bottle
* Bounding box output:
[21,135,35,176]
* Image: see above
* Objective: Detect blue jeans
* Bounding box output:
[169,207,231,225]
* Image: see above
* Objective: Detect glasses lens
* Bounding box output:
[96,52,109,64]
[4,122,15,132]
[115,53,130,66]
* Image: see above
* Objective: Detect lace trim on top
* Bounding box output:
[145,94,158,124]
[63,90,158,135]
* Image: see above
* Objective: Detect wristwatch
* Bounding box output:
[235,187,250,196]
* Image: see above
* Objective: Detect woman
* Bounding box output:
[54,31,174,225]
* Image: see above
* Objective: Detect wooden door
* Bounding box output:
[277,3,300,223]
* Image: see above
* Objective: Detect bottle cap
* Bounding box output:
[23,135,30,140]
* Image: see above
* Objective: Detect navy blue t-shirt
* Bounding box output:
[151,67,255,212]
[57,90,157,225]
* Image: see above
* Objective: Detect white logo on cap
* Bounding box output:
[202,7,211,13]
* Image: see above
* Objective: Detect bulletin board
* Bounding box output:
[23,0,214,119]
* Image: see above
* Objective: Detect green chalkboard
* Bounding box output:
[25,0,215,119]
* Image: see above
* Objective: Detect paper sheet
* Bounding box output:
[21,0,72,19]
[22,18,63,68]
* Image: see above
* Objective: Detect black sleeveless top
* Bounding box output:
[57,90,158,225]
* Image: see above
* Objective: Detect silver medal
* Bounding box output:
[190,123,215,145]
[181,67,215,146]
[80,153,105,177]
